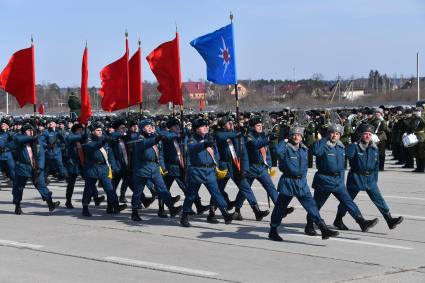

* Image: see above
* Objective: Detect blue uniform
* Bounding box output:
[215,130,258,208]
[234,130,278,207]
[130,133,174,210]
[81,136,119,206]
[308,138,362,221]
[182,134,228,214]
[336,141,390,217]
[41,128,68,179]
[0,131,16,182]
[270,140,324,228]
[12,134,53,204]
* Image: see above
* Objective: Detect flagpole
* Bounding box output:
[138,38,143,113]
[6,92,9,115]
[31,36,36,115]
[126,30,130,114]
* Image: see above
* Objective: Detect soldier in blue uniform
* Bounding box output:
[130,119,182,221]
[0,118,16,183]
[180,118,234,227]
[268,126,339,241]
[160,118,209,217]
[64,123,105,208]
[41,119,68,181]
[12,123,60,214]
[305,123,378,236]
[209,115,269,223]
[233,116,294,218]
[334,124,404,230]
[81,122,126,217]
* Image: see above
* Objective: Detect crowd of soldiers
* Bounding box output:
[0,104,416,241]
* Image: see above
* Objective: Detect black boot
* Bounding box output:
[113,203,127,214]
[119,194,128,203]
[141,196,155,208]
[252,205,270,221]
[333,214,349,230]
[304,217,317,236]
[14,203,22,215]
[384,213,403,229]
[169,205,182,218]
[207,210,219,224]
[195,202,210,215]
[131,209,142,221]
[232,208,243,221]
[106,203,114,214]
[180,212,191,227]
[157,200,168,218]
[318,221,339,240]
[286,206,295,215]
[65,198,74,209]
[268,226,283,242]
[222,209,234,224]
[82,205,91,217]
[94,195,105,206]
[171,195,181,206]
[47,200,60,212]
[228,200,236,210]
[355,216,379,232]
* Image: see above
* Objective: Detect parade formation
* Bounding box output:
[0,105,412,242]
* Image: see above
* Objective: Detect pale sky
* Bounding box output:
[0,0,424,87]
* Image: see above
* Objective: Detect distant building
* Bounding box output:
[183,82,207,100]
[342,90,365,100]
[229,83,248,98]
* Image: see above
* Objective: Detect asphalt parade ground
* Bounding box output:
[0,152,424,283]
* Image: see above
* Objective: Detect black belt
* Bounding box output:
[96,162,107,165]
[253,163,266,166]
[282,173,302,179]
[192,164,215,168]
[358,171,371,176]
[0,148,9,153]
[318,171,339,177]
[144,159,158,163]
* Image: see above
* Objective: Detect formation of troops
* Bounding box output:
[1,104,418,241]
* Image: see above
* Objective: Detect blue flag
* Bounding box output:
[190,23,237,85]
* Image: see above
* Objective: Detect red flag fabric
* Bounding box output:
[38,103,44,115]
[146,33,182,105]
[129,47,142,105]
[99,38,129,112]
[199,97,204,111]
[0,45,36,107]
[79,47,92,124]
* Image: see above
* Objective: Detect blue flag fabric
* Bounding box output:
[190,23,237,85]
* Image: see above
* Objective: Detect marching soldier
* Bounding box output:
[130,119,182,221]
[368,108,388,171]
[81,122,126,217]
[13,123,60,214]
[211,116,269,222]
[0,118,16,183]
[305,124,378,236]
[268,126,339,241]
[180,118,234,227]
[410,108,425,172]
[334,124,403,230]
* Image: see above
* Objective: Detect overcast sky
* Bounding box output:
[0,0,424,87]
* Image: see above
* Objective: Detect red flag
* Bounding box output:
[0,45,36,107]
[199,97,204,111]
[146,32,182,105]
[99,38,129,112]
[79,46,92,124]
[38,103,44,115]
[129,47,142,105]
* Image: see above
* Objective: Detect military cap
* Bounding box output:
[21,123,35,133]
[71,123,84,133]
[249,115,262,126]
[166,118,180,129]
[139,119,154,129]
[192,118,209,129]
[327,123,344,134]
[289,126,304,137]
[358,123,375,134]
[112,118,126,130]
[89,121,103,131]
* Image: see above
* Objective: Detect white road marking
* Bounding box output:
[396,214,425,220]
[289,234,413,250]
[0,239,44,249]
[104,256,218,277]
[358,193,425,202]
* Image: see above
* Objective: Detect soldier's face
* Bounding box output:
[254,123,263,133]
[1,123,8,131]
[130,125,138,133]
[291,133,302,144]
[118,125,127,134]
[329,131,341,142]
[143,124,154,134]
[196,125,209,136]
[224,121,234,131]
[25,129,33,136]
[49,122,56,129]
[362,132,372,143]
[93,128,102,137]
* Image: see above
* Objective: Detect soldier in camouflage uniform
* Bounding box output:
[410,108,425,172]
[368,108,388,171]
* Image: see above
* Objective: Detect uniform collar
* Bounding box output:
[326,139,345,148]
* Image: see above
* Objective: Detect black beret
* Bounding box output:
[249,115,262,126]
[166,118,180,129]
[192,118,208,129]
[71,123,84,133]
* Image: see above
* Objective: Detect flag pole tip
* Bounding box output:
[230,11,234,22]
[85,40,87,48]
[175,23,178,33]
[31,35,34,44]
[138,37,141,47]
[125,29,128,37]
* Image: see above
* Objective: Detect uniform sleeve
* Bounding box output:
[312,138,327,157]
[345,143,357,159]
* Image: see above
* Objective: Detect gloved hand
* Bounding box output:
[203,140,214,148]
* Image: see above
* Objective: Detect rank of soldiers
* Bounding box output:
[1,104,414,241]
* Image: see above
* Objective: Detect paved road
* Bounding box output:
[0,154,424,283]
